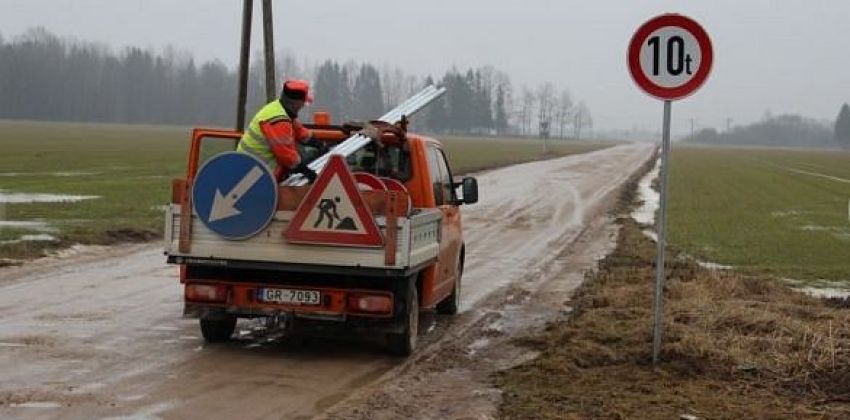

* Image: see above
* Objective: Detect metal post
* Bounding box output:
[235,0,253,131]
[262,0,276,102]
[652,100,672,364]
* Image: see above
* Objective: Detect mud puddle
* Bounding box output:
[0,190,100,204]
[0,171,101,178]
[0,234,57,245]
[632,152,659,227]
[0,220,54,231]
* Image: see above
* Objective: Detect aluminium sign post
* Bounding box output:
[627,14,713,364]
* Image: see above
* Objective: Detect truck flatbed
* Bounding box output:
[165,205,442,276]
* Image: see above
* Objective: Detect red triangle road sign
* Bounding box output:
[284,155,384,247]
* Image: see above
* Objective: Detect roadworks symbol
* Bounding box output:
[314,196,357,231]
[285,154,383,247]
[303,174,366,234]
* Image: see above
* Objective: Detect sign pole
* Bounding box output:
[652,100,672,364]
[628,13,713,364]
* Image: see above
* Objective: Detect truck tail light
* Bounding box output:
[185,284,228,303]
[347,294,392,315]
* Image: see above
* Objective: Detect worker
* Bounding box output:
[236,79,321,183]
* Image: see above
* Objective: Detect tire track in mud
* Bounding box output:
[460,144,649,310]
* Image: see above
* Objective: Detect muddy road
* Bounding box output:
[0,143,654,420]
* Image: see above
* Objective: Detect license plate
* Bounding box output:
[257,288,321,306]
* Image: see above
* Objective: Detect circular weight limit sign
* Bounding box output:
[628,14,713,100]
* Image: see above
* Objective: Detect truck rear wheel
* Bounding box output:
[199,313,237,343]
[436,259,463,315]
[387,282,419,357]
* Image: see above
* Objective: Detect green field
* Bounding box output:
[440,135,613,174]
[668,145,850,282]
[0,120,612,260]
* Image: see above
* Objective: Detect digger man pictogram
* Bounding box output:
[314,196,357,231]
[314,197,342,229]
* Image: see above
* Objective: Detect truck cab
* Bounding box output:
[165,121,478,356]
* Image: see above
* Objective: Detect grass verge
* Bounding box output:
[496,216,850,418]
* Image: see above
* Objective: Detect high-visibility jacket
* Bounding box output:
[236,100,311,174]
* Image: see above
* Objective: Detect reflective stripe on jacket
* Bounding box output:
[236,101,292,170]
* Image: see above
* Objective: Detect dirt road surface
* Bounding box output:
[0,143,654,420]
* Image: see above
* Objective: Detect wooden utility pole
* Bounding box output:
[235,0,253,130]
[262,0,276,102]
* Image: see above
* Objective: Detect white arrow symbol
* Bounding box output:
[208,166,265,223]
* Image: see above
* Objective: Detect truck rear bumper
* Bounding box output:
[183,281,396,320]
[184,303,408,334]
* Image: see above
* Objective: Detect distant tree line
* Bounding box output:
[686,113,837,148]
[0,28,590,137]
[0,28,238,126]
[313,63,592,138]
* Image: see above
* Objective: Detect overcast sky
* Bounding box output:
[2,0,849,136]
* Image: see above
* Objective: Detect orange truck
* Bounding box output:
[164,119,478,356]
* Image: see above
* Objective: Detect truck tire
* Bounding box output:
[387,282,419,357]
[436,259,463,315]
[199,313,237,343]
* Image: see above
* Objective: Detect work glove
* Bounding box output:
[359,123,384,148]
[303,136,326,151]
[292,162,318,183]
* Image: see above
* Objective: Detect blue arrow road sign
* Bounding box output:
[192,152,278,240]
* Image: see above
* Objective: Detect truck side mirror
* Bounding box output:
[461,177,478,205]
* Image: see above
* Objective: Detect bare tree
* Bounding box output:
[519,86,535,136]
[277,50,302,79]
[555,89,573,138]
[380,65,406,108]
[492,70,513,135]
[536,82,555,137]
[477,65,495,101]
[403,74,421,99]
[573,102,592,139]
[835,103,850,149]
